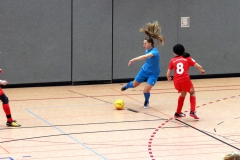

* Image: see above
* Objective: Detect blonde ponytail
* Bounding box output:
[139,21,166,46]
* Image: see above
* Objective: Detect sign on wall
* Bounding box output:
[181,17,190,27]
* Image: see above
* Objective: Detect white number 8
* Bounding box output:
[176,62,184,74]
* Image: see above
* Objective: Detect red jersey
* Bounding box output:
[168,56,196,82]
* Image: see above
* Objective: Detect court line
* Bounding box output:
[149,84,240,91]
[0,157,13,160]
[0,139,230,158]
[68,90,112,104]
[176,119,240,151]
[24,108,108,160]
[148,94,240,159]
[0,119,163,130]
[10,87,240,102]
[0,145,9,153]
[0,127,157,144]
[203,130,240,143]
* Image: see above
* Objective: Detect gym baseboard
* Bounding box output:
[2,73,240,88]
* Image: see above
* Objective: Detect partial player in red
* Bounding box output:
[166,44,205,119]
[0,69,21,127]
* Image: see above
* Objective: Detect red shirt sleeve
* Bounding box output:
[187,57,196,66]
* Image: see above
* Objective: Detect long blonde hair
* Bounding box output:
[223,151,240,160]
[139,21,166,46]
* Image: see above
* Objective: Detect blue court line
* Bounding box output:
[25,103,111,109]
[24,108,107,160]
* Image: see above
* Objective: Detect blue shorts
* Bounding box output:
[135,69,159,86]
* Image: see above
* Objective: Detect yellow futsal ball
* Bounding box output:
[114,99,124,110]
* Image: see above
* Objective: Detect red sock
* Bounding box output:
[3,104,13,122]
[190,96,196,112]
[176,96,185,114]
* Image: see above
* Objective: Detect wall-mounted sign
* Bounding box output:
[181,17,190,27]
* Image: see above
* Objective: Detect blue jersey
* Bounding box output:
[141,47,160,75]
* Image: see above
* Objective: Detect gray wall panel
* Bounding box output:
[72,0,112,82]
[0,0,71,84]
[0,0,239,86]
[113,0,178,79]
[178,0,240,75]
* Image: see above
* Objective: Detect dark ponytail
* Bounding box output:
[182,52,191,58]
[173,44,191,58]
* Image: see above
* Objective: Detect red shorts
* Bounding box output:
[174,79,193,93]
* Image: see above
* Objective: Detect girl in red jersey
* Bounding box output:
[166,44,205,119]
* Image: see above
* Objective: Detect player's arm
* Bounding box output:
[128,53,153,66]
[0,80,8,86]
[166,69,172,81]
[194,63,205,74]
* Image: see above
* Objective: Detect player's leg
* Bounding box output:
[173,82,186,117]
[143,74,158,109]
[121,70,145,91]
[143,83,152,108]
[0,89,21,127]
[188,83,199,119]
[121,80,140,91]
[189,86,196,111]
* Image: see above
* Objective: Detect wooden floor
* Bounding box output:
[0,77,239,160]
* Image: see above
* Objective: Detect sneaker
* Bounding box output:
[143,102,149,109]
[190,111,199,119]
[6,120,21,127]
[174,112,186,118]
[121,86,127,91]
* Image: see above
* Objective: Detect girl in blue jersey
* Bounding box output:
[121,21,166,109]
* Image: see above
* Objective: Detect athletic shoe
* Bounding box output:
[121,86,127,91]
[6,120,21,127]
[174,112,186,118]
[190,111,199,119]
[143,102,149,109]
